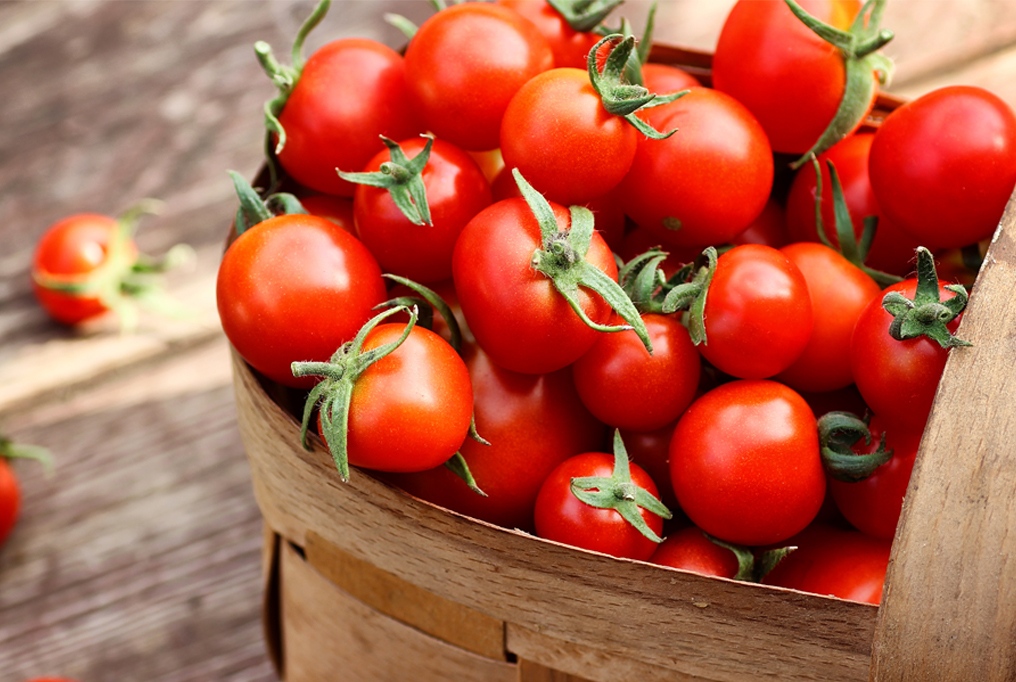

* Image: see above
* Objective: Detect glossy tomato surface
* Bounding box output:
[649,526,740,579]
[497,0,600,69]
[216,214,387,388]
[670,380,825,546]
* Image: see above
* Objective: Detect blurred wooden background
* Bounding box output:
[2,1,1016,680]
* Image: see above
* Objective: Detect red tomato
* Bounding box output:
[731,197,790,249]
[850,278,960,431]
[617,227,699,281]
[386,344,607,531]
[404,3,553,151]
[828,415,921,540]
[328,323,474,473]
[497,0,601,69]
[670,380,825,546]
[775,242,881,392]
[351,137,493,283]
[32,214,136,324]
[501,66,642,206]
[275,39,423,196]
[619,421,681,514]
[534,451,665,561]
[649,526,740,579]
[452,197,617,374]
[785,133,922,277]
[572,313,700,432]
[0,458,20,547]
[296,193,355,235]
[641,62,700,95]
[699,244,813,380]
[216,214,387,388]
[762,524,891,604]
[712,0,863,155]
[619,87,774,248]
[869,85,1016,250]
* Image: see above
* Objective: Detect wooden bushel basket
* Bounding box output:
[232,46,1016,682]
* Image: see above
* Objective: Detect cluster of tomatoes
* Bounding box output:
[214,0,1016,604]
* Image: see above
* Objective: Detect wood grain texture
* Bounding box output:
[279,540,518,682]
[868,196,1016,680]
[233,350,878,682]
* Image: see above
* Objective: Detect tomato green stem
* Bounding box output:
[0,434,53,472]
[660,246,717,345]
[548,0,624,34]
[569,430,672,543]
[818,411,893,482]
[881,247,971,348]
[338,136,434,227]
[376,273,464,355]
[229,170,308,235]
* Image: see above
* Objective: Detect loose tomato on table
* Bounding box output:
[0,434,51,549]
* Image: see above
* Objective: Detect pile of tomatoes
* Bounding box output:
[214,0,1016,604]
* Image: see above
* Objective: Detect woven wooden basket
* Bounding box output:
[233,46,1016,682]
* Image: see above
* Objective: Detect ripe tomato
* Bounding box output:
[670,380,825,546]
[534,450,665,561]
[274,38,423,196]
[32,213,131,324]
[296,193,355,235]
[404,3,553,151]
[216,214,387,388]
[712,0,863,155]
[331,323,474,474]
[850,278,961,432]
[497,0,601,69]
[572,313,700,432]
[775,242,881,393]
[0,457,20,547]
[452,197,617,374]
[869,85,1016,250]
[619,87,773,248]
[785,133,922,278]
[641,62,700,95]
[762,523,891,604]
[699,244,813,380]
[500,67,639,207]
[649,526,740,579]
[827,414,921,540]
[386,344,607,531]
[731,197,790,249]
[350,136,493,283]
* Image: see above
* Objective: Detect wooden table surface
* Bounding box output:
[3,1,1016,680]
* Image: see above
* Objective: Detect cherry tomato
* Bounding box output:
[619,87,774,248]
[775,242,881,393]
[296,193,356,235]
[762,523,891,604]
[386,344,607,531]
[534,451,665,561]
[0,458,20,547]
[850,278,961,432]
[216,214,387,388]
[32,214,135,324]
[641,62,700,95]
[452,197,617,374]
[869,85,1016,250]
[699,244,813,380]
[275,38,423,196]
[404,3,553,151]
[785,133,922,277]
[572,313,700,432]
[712,0,862,155]
[497,0,601,69]
[731,197,790,249]
[670,380,825,546]
[649,526,740,579]
[352,136,493,283]
[828,415,921,540]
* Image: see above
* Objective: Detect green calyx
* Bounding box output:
[818,411,893,482]
[570,430,672,543]
[656,246,718,346]
[810,157,902,288]
[786,0,895,169]
[255,0,331,156]
[702,532,797,582]
[0,433,53,472]
[375,273,465,355]
[588,33,683,140]
[228,170,308,236]
[881,246,971,349]
[514,169,652,355]
[32,199,193,333]
[338,136,434,227]
[548,0,625,33]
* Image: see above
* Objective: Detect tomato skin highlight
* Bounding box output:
[276,39,423,196]
[352,136,493,283]
[534,451,665,561]
[869,85,1016,250]
[216,214,387,388]
[620,87,774,248]
[452,197,617,375]
[404,3,554,151]
[496,0,600,69]
[670,380,825,547]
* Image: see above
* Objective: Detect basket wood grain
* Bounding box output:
[230,44,1016,682]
